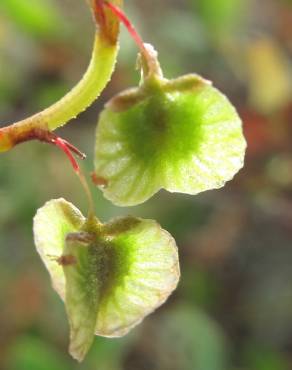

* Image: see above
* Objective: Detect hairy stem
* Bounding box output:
[0,0,123,152]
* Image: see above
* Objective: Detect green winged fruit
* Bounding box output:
[94,44,246,206]
[33,198,180,361]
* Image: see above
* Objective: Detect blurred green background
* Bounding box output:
[1,0,292,369]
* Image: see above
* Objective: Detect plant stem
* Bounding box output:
[77,170,96,219]
[51,134,95,218]
[0,0,122,153]
[103,1,163,79]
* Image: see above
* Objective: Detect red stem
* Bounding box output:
[103,1,147,56]
[61,139,86,160]
[50,135,94,217]
[51,137,82,173]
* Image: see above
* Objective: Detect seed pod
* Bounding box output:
[33,198,179,361]
[94,45,246,206]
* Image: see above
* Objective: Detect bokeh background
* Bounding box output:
[1,0,292,369]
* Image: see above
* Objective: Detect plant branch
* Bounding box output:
[0,0,122,153]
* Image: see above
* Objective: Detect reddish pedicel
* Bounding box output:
[103,1,147,55]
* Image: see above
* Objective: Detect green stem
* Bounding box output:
[0,0,122,152]
[40,36,118,131]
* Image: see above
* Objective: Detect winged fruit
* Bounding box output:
[33,198,180,361]
[94,44,246,206]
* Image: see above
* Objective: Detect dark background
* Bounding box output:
[1,0,292,369]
